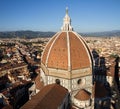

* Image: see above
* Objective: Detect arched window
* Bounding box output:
[55,79,60,85]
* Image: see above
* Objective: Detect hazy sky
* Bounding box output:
[0,0,120,32]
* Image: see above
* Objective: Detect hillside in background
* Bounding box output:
[0,30,120,38]
[81,30,120,37]
[0,31,55,38]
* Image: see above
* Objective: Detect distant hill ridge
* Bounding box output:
[0,30,120,38]
[0,31,56,38]
[81,30,120,37]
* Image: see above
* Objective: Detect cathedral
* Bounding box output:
[40,8,93,109]
[22,8,115,109]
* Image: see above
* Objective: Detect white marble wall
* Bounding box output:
[40,69,47,85]
[46,75,92,93]
[47,76,71,91]
[73,98,91,109]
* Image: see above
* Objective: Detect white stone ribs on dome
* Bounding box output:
[72,31,92,68]
[45,32,61,67]
[67,31,71,72]
[41,32,58,64]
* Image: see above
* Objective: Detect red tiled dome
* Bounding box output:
[74,89,91,101]
[42,31,92,70]
[41,8,93,79]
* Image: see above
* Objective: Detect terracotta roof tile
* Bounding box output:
[21,84,68,109]
[74,89,91,101]
[42,34,57,65]
[41,31,92,70]
[69,32,90,69]
[47,32,68,69]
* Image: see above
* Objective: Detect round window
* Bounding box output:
[77,79,82,84]
[77,79,85,86]
[55,79,60,85]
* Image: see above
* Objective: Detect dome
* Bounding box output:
[41,8,93,79]
[74,89,91,101]
[42,31,91,69]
